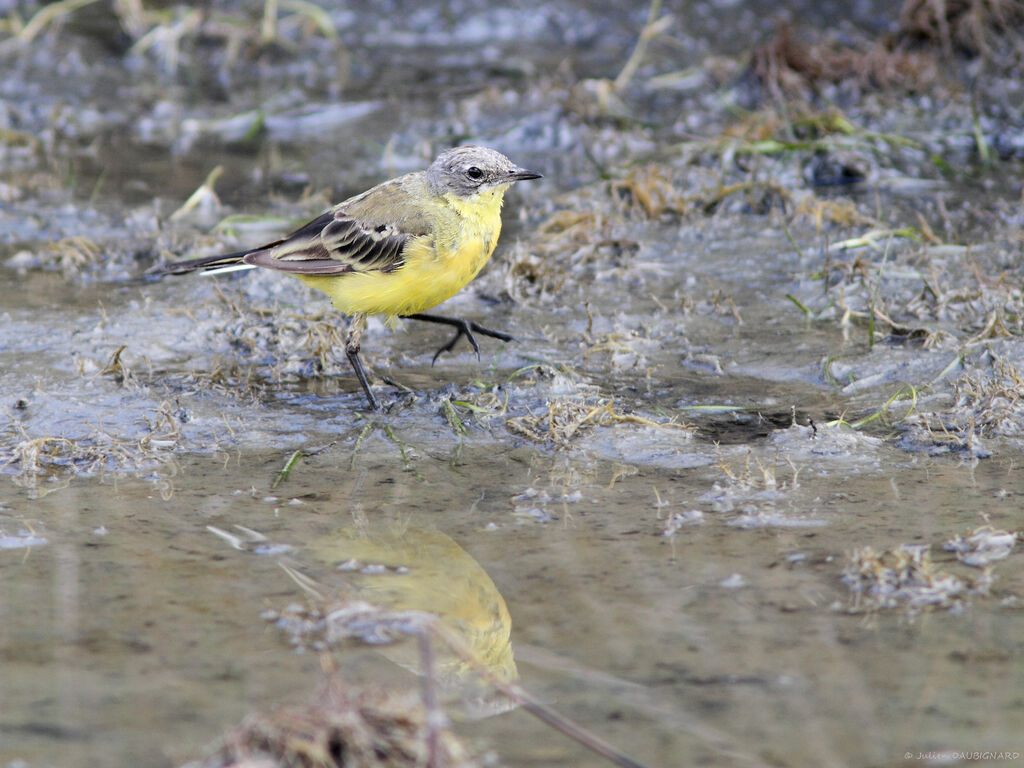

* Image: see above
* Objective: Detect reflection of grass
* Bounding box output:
[715,447,800,493]
[843,544,969,613]
[841,523,1017,614]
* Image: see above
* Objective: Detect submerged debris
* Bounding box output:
[841,542,999,613]
[661,509,705,537]
[182,675,483,768]
[0,527,48,549]
[944,524,1019,567]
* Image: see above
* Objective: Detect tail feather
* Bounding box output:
[146,249,251,277]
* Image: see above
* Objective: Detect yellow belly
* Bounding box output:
[298,189,504,320]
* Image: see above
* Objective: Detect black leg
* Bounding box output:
[344,313,380,411]
[345,346,380,411]
[404,312,515,366]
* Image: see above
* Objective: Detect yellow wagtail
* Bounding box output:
[150,146,541,410]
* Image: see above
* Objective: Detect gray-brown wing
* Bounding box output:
[241,207,415,276]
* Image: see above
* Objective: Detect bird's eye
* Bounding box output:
[466,166,483,180]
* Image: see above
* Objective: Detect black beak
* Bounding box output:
[508,166,543,181]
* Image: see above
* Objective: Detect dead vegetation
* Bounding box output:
[842,523,1019,613]
[503,206,640,302]
[750,24,941,100]
[898,0,1024,57]
[505,396,689,449]
[0,0,347,77]
[783,222,1024,354]
[219,302,353,381]
[1,400,184,493]
[748,1,1024,101]
[184,675,481,768]
[163,282,357,385]
[950,356,1024,437]
[506,0,1024,353]
[714,447,801,495]
[900,354,1024,451]
[46,235,104,273]
[843,544,979,613]
[503,159,789,301]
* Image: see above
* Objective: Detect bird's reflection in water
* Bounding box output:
[284,522,518,719]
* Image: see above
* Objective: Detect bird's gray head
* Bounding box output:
[425,146,541,197]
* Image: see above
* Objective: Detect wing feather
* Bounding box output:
[238,176,438,277]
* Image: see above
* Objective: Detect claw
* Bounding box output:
[431,321,481,366]
[404,312,514,364]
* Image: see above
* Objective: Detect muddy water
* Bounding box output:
[4,438,1024,767]
[4,1,1024,767]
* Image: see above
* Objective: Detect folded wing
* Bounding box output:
[243,205,416,276]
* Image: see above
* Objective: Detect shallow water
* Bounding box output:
[4,2,1024,767]
[4,442,1024,767]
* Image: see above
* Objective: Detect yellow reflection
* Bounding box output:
[303,522,518,717]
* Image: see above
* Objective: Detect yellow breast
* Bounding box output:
[298,186,507,320]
